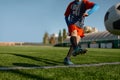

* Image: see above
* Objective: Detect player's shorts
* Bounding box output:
[68,24,84,38]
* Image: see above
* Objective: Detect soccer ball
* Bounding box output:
[104,3,120,35]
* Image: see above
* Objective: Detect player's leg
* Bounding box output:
[64,24,78,65]
[71,35,82,56]
[65,29,78,59]
[66,45,73,58]
[64,35,81,62]
[64,35,78,64]
[64,36,78,65]
[64,45,74,65]
[77,27,88,55]
[72,27,87,56]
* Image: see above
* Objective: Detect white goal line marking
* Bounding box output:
[0,62,120,70]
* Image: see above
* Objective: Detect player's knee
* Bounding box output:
[71,30,77,36]
[77,36,81,43]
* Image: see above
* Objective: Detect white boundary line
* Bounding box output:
[0,62,120,70]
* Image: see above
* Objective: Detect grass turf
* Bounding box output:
[0,46,120,80]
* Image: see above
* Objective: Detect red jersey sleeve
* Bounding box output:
[64,2,74,17]
[83,0,95,10]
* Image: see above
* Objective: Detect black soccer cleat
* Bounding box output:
[72,48,88,56]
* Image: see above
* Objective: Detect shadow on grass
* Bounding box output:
[0,67,53,80]
[0,53,60,80]
[0,52,63,67]
[13,63,40,67]
[12,53,63,66]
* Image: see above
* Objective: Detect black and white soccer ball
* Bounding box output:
[104,3,120,35]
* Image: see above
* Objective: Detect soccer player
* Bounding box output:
[64,0,99,65]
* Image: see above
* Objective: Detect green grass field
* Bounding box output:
[0,46,120,80]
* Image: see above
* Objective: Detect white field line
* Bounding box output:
[0,62,120,70]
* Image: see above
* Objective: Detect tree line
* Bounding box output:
[43,29,67,45]
[43,26,98,45]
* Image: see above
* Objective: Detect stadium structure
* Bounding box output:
[63,31,120,48]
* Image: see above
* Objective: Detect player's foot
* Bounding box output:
[80,48,88,55]
[64,57,74,65]
[72,48,87,56]
[72,48,80,56]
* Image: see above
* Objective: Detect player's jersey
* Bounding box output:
[64,0,94,27]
